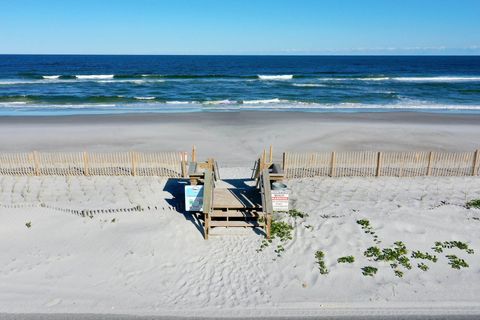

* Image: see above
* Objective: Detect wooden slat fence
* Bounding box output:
[283,150,480,179]
[0,151,187,177]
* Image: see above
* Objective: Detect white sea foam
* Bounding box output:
[166,101,196,104]
[318,77,390,81]
[97,79,161,84]
[292,83,325,87]
[134,96,156,100]
[392,76,480,82]
[75,75,114,80]
[0,101,28,105]
[242,98,283,104]
[357,77,390,81]
[0,80,36,85]
[42,75,61,79]
[258,75,293,80]
[203,99,237,105]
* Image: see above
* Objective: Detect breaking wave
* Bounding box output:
[75,75,115,80]
[258,75,293,80]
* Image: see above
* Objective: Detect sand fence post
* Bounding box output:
[181,152,188,178]
[32,151,40,176]
[191,145,197,163]
[83,151,89,176]
[282,152,287,171]
[131,151,137,176]
[330,151,336,177]
[376,151,382,177]
[472,149,479,176]
[426,151,434,176]
[269,145,273,163]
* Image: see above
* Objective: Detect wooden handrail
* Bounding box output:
[202,169,215,239]
[260,168,273,238]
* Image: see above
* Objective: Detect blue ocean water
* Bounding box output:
[1,55,480,115]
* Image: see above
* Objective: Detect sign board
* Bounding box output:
[271,190,289,211]
[185,185,204,212]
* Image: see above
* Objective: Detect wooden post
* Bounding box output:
[131,151,137,176]
[282,152,286,171]
[376,152,382,177]
[191,145,197,163]
[269,145,273,163]
[266,214,272,239]
[472,149,479,176]
[83,151,89,176]
[427,151,434,176]
[33,151,40,176]
[330,151,336,177]
[260,168,273,239]
[203,170,214,240]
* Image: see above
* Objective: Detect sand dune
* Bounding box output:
[0,170,479,317]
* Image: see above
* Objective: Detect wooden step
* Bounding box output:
[208,220,265,228]
[211,210,263,218]
[213,188,261,210]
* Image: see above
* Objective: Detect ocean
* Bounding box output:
[0,55,480,115]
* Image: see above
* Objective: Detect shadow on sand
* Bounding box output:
[163,178,204,238]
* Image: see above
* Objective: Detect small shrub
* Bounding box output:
[337,256,355,264]
[315,250,329,275]
[361,266,378,276]
[466,199,480,209]
[25,221,32,228]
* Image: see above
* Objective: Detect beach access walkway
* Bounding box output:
[187,151,284,240]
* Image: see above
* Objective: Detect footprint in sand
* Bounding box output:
[45,298,62,307]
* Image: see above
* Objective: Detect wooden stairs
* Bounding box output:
[187,147,284,239]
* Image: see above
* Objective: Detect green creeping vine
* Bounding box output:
[432,241,474,254]
[357,219,381,244]
[337,256,355,264]
[257,218,294,257]
[315,250,329,275]
[361,266,378,276]
[466,199,480,209]
[446,255,469,269]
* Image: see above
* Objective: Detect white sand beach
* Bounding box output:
[0,172,479,317]
[1,112,480,318]
[1,112,480,166]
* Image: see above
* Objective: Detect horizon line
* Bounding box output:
[1,53,480,57]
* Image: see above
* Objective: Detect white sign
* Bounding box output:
[185,185,204,212]
[271,190,289,211]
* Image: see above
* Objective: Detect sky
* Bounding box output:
[0,0,479,55]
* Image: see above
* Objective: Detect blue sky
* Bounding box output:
[0,0,479,55]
